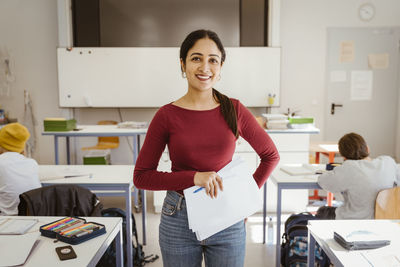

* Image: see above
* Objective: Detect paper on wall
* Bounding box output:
[340,41,354,63]
[368,53,389,69]
[350,71,373,101]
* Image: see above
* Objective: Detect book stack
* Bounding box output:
[261,114,289,129]
[117,121,148,129]
[44,118,76,131]
[288,117,314,129]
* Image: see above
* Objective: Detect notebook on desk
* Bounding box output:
[0,231,40,266]
[0,218,37,235]
[280,164,324,176]
[334,229,391,250]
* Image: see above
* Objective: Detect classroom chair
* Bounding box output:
[309,141,339,206]
[81,120,119,150]
[18,184,103,217]
[375,186,400,219]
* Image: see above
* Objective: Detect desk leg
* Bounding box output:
[66,136,70,165]
[133,136,140,212]
[116,221,124,267]
[263,183,267,244]
[327,192,334,206]
[275,186,282,267]
[54,136,59,165]
[133,135,138,163]
[141,189,147,245]
[328,152,335,163]
[125,186,133,267]
[307,230,316,267]
[309,152,321,200]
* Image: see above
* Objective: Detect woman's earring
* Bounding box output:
[182,72,186,78]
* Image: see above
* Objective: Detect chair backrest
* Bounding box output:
[97,120,119,145]
[18,184,103,217]
[375,186,400,219]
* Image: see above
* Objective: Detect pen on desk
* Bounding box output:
[193,187,204,194]
[64,174,92,178]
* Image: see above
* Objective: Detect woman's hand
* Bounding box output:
[193,171,223,198]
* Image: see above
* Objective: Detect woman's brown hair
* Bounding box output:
[338,132,369,160]
[179,29,239,138]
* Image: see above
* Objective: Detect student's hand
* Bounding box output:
[193,171,223,198]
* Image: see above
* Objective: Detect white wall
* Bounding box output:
[280,0,400,160]
[0,0,399,164]
[0,0,70,163]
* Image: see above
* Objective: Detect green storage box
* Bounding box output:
[288,117,314,124]
[44,118,76,131]
[83,150,111,165]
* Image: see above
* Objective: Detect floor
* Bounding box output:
[99,193,292,267]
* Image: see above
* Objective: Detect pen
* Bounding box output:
[64,174,91,178]
[193,187,204,194]
[75,230,92,237]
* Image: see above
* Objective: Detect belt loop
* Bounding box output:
[177,195,183,211]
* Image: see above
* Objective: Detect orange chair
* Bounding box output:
[375,187,400,219]
[82,120,119,150]
[309,142,340,206]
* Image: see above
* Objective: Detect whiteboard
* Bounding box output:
[57,47,280,107]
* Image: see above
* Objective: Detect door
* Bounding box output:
[325,27,400,157]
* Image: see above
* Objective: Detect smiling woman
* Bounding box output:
[133,29,280,267]
[181,39,223,102]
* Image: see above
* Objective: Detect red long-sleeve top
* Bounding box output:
[133,99,280,193]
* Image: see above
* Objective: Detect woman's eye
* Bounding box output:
[210,58,219,64]
[191,57,201,61]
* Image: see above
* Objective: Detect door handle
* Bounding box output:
[331,103,343,115]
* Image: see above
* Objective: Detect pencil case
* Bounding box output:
[40,217,106,245]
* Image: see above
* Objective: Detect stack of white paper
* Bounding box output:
[183,157,262,241]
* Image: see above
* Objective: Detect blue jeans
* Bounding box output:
[159,191,246,267]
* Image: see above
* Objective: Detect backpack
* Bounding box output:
[97,208,159,267]
[280,212,330,267]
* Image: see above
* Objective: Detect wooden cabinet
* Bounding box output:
[153,130,318,213]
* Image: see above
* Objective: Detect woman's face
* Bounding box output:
[181,38,223,93]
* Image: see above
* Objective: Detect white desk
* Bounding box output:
[267,166,322,267]
[0,216,123,267]
[42,125,148,230]
[42,125,147,165]
[39,165,138,267]
[307,220,400,267]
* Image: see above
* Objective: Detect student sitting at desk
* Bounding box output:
[0,123,41,215]
[317,132,400,219]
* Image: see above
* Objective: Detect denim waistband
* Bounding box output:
[166,190,185,210]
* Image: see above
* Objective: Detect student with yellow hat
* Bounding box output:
[0,123,41,215]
